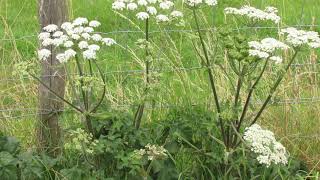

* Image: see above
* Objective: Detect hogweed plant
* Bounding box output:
[112,0,183,129]
[18,17,116,136]
[188,2,320,167]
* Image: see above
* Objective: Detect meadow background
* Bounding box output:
[0,0,320,171]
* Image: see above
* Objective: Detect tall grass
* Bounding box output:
[0,0,319,170]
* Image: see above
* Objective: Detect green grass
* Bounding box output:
[0,0,320,171]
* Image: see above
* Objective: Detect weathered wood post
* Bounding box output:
[37,0,68,156]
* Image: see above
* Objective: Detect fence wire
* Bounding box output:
[1,24,320,41]
[1,25,320,120]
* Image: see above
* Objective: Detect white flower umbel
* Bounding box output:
[112,0,183,23]
[156,14,169,23]
[280,27,320,48]
[244,124,288,167]
[37,17,116,63]
[38,49,51,61]
[43,24,58,32]
[248,38,289,61]
[224,6,281,24]
[133,144,168,161]
[186,0,217,7]
[136,12,150,20]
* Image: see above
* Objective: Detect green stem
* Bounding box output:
[251,50,299,125]
[30,73,83,113]
[134,18,150,129]
[236,59,269,132]
[75,55,89,111]
[192,8,226,145]
[90,60,107,113]
[75,55,93,134]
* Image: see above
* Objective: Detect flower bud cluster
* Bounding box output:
[112,0,183,23]
[74,75,104,91]
[133,143,167,161]
[244,124,288,167]
[224,6,281,24]
[64,128,99,154]
[38,17,116,63]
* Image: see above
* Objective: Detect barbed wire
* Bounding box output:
[2,96,320,120]
[0,60,319,83]
[1,24,320,41]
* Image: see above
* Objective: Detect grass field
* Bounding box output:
[1,0,320,171]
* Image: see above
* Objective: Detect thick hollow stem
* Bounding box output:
[90,60,107,113]
[134,18,150,129]
[250,51,298,125]
[192,9,226,145]
[30,73,83,113]
[237,59,269,131]
[75,55,94,134]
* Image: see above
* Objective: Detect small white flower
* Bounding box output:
[81,33,91,40]
[71,34,81,40]
[43,24,58,32]
[64,49,77,59]
[112,1,126,10]
[89,20,101,27]
[83,50,97,60]
[88,44,101,51]
[170,10,183,18]
[136,12,149,20]
[38,49,51,60]
[84,27,94,33]
[92,34,102,41]
[60,35,69,41]
[102,38,116,46]
[127,2,138,10]
[73,17,89,26]
[64,41,74,48]
[270,56,283,64]
[249,50,269,59]
[52,38,64,47]
[56,53,68,63]
[205,0,217,6]
[265,6,278,14]
[186,0,203,7]
[61,22,74,30]
[147,0,157,4]
[79,41,89,49]
[159,1,174,9]
[147,6,157,15]
[53,31,64,37]
[38,32,50,40]
[73,26,84,34]
[137,0,148,6]
[224,6,280,24]
[42,38,53,46]
[156,14,169,22]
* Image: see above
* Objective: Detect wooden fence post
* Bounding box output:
[37,0,68,156]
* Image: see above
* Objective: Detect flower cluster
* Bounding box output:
[248,38,289,63]
[224,6,281,24]
[280,27,320,48]
[243,124,288,167]
[38,17,116,63]
[64,128,99,154]
[74,75,104,91]
[112,0,183,22]
[133,143,167,161]
[186,0,218,7]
